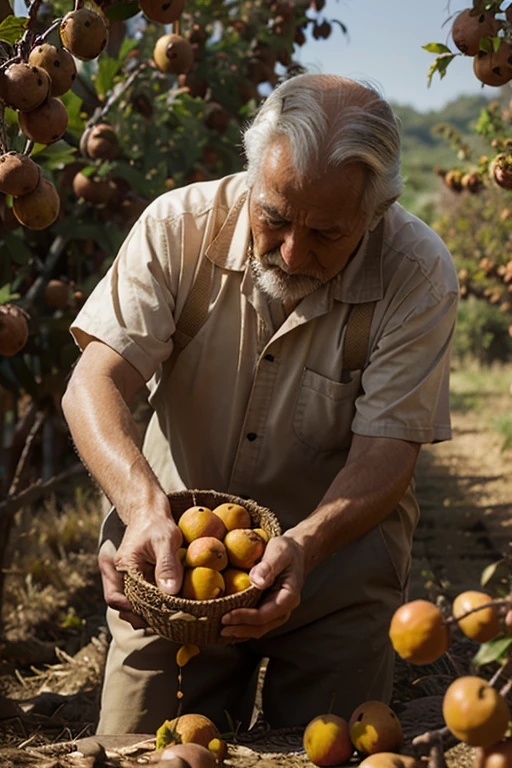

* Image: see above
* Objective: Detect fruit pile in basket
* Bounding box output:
[175,502,269,599]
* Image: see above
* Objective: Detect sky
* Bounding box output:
[297,0,504,112]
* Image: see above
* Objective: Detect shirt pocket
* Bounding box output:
[293,367,361,453]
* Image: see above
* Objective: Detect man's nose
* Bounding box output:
[280,231,311,273]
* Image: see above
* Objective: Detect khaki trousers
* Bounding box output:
[96,516,408,734]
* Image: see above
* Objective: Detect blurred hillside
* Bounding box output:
[394,94,493,221]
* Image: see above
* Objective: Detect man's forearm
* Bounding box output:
[286,435,421,575]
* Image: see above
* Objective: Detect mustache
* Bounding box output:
[253,247,322,281]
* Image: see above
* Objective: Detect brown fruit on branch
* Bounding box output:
[0,304,29,356]
[153,33,194,74]
[44,279,69,308]
[461,172,483,194]
[60,9,108,61]
[86,123,119,160]
[177,72,208,98]
[19,97,68,144]
[442,676,510,748]
[444,169,464,192]
[28,44,77,97]
[13,177,60,229]
[0,152,40,196]
[452,9,500,56]
[139,0,184,24]
[0,63,51,111]
[349,701,403,755]
[473,44,512,87]
[72,171,115,205]
[491,155,512,190]
[452,590,501,643]
[389,599,450,665]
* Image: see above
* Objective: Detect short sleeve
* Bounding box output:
[70,213,177,382]
[353,280,459,444]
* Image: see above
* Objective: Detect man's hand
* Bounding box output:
[99,514,184,628]
[220,534,304,640]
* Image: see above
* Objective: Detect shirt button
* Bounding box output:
[264,354,275,362]
[246,432,257,441]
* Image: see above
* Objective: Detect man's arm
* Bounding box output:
[62,340,183,614]
[221,434,420,640]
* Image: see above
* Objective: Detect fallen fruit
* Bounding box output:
[452,590,501,643]
[389,599,450,665]
[157,713,220,749]
[474,738,512,768]
[161,742,215,767]
[442,676,510,748]
[359,753,422,768]
[0,304,29,356]
[13,177,60,230]
[349,700,403,755]
[303,713,353,766]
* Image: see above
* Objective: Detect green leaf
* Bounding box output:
[3,231,32,265]
[426,54,456,87]
[479,36,493,53]
[59,89,86,136]
[31,141,79,168]
[473,635,512,667]
[480,558,511,594]
[119,37,139,61]
[0,15,27,45]
[94,55,122,97]
[0,282,20,304]
[422,42,452,54]
[110,161,153,196]
[105,2,140,21]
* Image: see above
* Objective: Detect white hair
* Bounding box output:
[243,73,404,227]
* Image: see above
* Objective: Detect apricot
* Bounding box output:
[45,279,69,308]
[85,123,119,160]
[349,701,403,755]
[224,528,266,569]
[223,568,252,595]
[28,44,77,97]
[212,503,251,531]
[303,714,353,766]
[178,506,226,543]
[359,754,422,768]
[442,676,510,748]
[185,537,228,571]
[0,152,40,197]
[157,713,220,749]
[13,178,60,230]
[452,591,501,643]
[60,9,108,61]
[19,97,68,145]
[181,567,225,600]
[0,63,51,111]
[153,33,194,74]
[0,304,29,356]
[162,742,215,767]
[139,0,184,24]
[475,738,512,768]
[389,599,450,665]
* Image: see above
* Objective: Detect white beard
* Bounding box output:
[249,245,323,303]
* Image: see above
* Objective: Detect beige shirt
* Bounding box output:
[72,172,459,585]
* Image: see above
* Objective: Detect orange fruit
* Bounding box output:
[452,591,501,643]
[389,599,450,665]
[212,502,251,531]
[442,676,510,748]
[181,567,225,600]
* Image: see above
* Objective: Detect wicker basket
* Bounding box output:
[123,489,281,646]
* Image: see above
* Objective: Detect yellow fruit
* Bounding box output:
[161,742,216,767]
[349,701,403,755]
[223,568,252,595]
[13,178,60,230]
[212,502,251,531]
[359,754,422,768]
[178,506,226,543]
[452,591,501,643]
[181,567,225,600]
[442,676,510,748]
[253,527,269,542]
[185,537,228,571]
[207,737,228,762]
[224,528,265,569]
[475,738,512,768]
[389,599,450,665]
[303,714,353,766]
[157,713,220,749]
[175,644,200,667]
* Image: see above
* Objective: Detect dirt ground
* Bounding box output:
[0,364,511,767]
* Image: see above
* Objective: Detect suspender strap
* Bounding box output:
[172,254,215,354]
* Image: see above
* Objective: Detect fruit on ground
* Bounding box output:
[19,97,68,145]
[45,279,69,309]
[452,590,501,643]
[303,714,353,766]
[212,503,251,531]
[157,713,221,749]
[0,152,40,196]
[178,506,226,543]
[181,567,225,600]
[473,45,512,87]
[161,742,216,767]
[0,63,51,111]
[60,9,108,61]
[442,676,510,748]
[348,700,403,755]
[72,172,115,205]
[153,33,194,74]
[389,599,450,665]
[451,9,500,56]
[475,738,512,768]
[185,537,228,570]
[359,754,422,768]
[139,0,184,24]
[13,178,60,230]
[224,528,266,569]
[223,568,252,595]
[28,44,77,97]
[85,123,119,160]
[207,737,228,762]
[0,304,29,356]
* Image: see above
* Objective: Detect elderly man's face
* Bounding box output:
[248,138,368,304]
